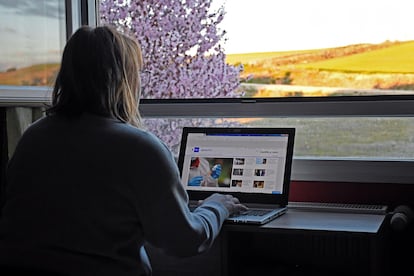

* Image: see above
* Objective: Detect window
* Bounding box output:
[1,0,413,185]
[0,0,66,87]
[97,0,414,184]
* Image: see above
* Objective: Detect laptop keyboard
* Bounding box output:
[232,209,271,217]
[190,204,272,217]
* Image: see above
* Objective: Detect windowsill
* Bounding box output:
[0,86,52,107]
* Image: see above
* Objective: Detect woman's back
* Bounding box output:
[0,113,180,275]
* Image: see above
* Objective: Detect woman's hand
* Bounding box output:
[199,193,248,216]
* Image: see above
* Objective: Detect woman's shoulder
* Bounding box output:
[19,115,52,135]
[113,122,160,143]
[111,121,171,153]
[114,124,177,168]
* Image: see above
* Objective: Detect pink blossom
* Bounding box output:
[100,0,243,99]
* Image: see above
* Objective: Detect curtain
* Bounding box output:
[6,107,45,158]
[0,107,44,206]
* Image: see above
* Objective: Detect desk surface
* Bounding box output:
[225,209,387,234]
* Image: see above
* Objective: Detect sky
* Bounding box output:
[214,0,414,54]
[0,0,65,71]
[1,0,414,71]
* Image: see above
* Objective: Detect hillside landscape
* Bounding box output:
[2,41,414,157]
[0,63,59,87]
[2,41,414,97]
[224,41,414,157]
[227,40,414,97]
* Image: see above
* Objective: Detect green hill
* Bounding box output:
[297,41,414,73]
[226,41,414,90]
[226,49,315,64]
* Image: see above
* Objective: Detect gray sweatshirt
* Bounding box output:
[0,113,228,275]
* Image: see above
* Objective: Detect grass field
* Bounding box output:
[296,41,414,74]
[226,40,414,95]
[0,63,59,86]
[227,40,414,73]
[225,49,315,65]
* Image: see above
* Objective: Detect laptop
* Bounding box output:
[177,127,295,225]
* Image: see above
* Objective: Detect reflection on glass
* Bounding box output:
[143,117,414,160]
[0,0,66,86]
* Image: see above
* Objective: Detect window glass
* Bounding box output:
[144,117,414,160]
[99,0,414,99]
[221,0,414,98]
[98,0,414,161]
[0,0,66,86]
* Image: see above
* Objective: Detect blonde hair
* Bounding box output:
[47,25,144,128]
[110,27,143,127]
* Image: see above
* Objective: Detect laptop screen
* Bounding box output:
[177,127,295,205]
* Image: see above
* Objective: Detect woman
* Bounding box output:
[0,25,246,275]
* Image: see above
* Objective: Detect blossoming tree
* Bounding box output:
[100,0,242,98]
[100,0,243,152]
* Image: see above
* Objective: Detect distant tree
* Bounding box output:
[100,0,243,99]
[100,0,243,153]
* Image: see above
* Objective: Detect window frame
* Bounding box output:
[1,0,414,185]
[1,87,414,185]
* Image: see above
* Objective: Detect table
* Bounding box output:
[147,209,388,276]
[224,209,388,276]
